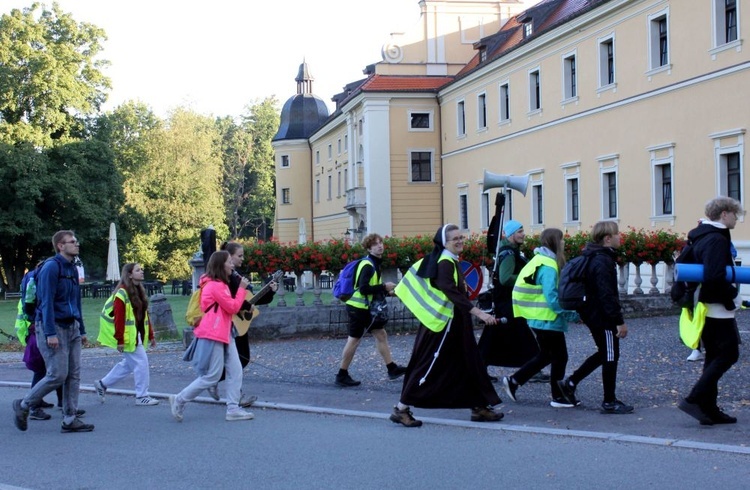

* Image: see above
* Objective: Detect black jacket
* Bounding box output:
[580,243,624,330]
[688,223,737,309]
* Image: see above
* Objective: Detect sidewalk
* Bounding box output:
[2,312,749,451]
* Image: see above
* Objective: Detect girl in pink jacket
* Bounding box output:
[170,250,255,422]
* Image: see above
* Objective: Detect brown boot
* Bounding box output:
[389,406,423,427]
[471,406,504,422]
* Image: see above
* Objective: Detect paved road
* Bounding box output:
[2,312,750,488]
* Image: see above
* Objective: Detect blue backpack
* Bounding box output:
[333,257,373,301]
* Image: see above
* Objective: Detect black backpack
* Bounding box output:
[670,234,710,308]
[558,254,592,311]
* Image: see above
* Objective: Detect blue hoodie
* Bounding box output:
[36,254,85,337]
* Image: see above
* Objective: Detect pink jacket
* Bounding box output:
[192,275,246,344]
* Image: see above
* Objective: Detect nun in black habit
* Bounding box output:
[390,224,503,427]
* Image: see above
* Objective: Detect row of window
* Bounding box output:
[460,148,743,230]
[457,1,740,135]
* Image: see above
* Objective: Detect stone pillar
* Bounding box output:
[189,250,205,294]
[148,294,178,339]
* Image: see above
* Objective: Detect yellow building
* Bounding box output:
[273,0,750,253]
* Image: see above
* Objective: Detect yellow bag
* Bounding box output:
[679,302,707,349]
[185,288,203,327]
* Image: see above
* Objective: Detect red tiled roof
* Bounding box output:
[360,75,454,92]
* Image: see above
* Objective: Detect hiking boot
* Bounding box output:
[529,372,551,383]
[170,395,185,422]
[29,408,51,420]
[135,396,160,406]
[706,407,737,425]
[335,372,361,387]
[239,394,258,408]
[557,378,579,406]
[677,398,713,425]
[75,409,86,417]
[39,400,54,409]
[502,376,518,402]
[550,398,576,408]
[471,406,504,422]
[94,379,106,403]
[12,399,28,431]
[389,406,422,427]
[61,418,94,433]
[226,409,255,421]
[207,384,220,401]
[600,400,634,415]
[387,364,407,380]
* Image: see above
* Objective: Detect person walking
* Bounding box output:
[12,230,93,433]
[335,233,406,387]
[477,220,548,383]
[170,250,255,422]
[502,228,580,408]
[558,221,633,415]
[94,263,159,406]
[390,224,503,427]
[678,196,743,425]
[205,241,277,407]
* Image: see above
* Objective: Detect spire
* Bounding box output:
[295,59,314,95]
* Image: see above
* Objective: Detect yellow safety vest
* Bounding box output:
[512,254,558,321]
[14,299,30,347]
[395,256,457,333]
[345,258,379,310]
[99,288,151,352]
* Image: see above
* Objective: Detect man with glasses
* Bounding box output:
[13,230,93,433]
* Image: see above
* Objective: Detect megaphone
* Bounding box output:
[482,170,529,196]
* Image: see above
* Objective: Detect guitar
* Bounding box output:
[233,270,284,336]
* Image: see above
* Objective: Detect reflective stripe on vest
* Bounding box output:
[98,288,149,352]
[345,258,378,309]
[394,256,456,332]
[512,254,558,321]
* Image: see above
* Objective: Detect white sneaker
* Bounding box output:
[169,395,185,422]
[135,396,160,406]
[226,409,254,421]
[94,380,106,403]
[686,350,704,362]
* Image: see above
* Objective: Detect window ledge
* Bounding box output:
[646,64,672,77]
[597,82,617,94]
[526,108,542,118]
[561,96,579,107]
[498,119,512,128]
[709,39,743,57]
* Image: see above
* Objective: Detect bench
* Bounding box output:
[4,291,21,300]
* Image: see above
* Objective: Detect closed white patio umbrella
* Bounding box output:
[106,223,120,282]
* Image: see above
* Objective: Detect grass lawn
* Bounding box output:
[0,289,335,347]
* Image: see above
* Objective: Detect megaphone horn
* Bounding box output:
[482,170,529,196]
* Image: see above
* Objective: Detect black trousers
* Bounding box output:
[569,326,619,403]
[686,317,739,410]
[512,329,568,399]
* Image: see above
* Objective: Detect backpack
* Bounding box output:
[557,254,593,311]
[21,258,65,317]
[670,234,710,308]
[333,257,373,301]
[184,287,218,327]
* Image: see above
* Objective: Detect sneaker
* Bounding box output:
[207,384,220,401]
[12,399,29,431]
[471,406,504,422]
[239,394,258,408]
[62,408,86,417]
[335,372,361,387]
[686,349,704,362]
[135,396,160,406]
[226,409,255,421]
[29,408,51,420]
[502,376,518,402]
[94,379,106,403]
[39,400,54,409]
[550,398,576,408]
[678,398,713,425]
[169,395,185,422]
[389,406,423,427]
[387,365,407,380]
[600,400,634,415]
[61,417,94,433]
[557,378,579,406]
[529,372,551,383]
[706,407,737,425]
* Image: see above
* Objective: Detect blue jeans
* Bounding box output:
[23,321,82,421]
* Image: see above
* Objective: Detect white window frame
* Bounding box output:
[337,138,341,155]
[280,154,290,168]
[480,188,491,230]
[528,67,541,114]
[457,100,466,137]
[315,150,320,165]
[337,171,342,198]
[528,170,544,228]
[458,186,469,230]
[499,80,511,124]
[647,8,671,75]
[477,92,487,131]
[327,144,332,160]
[327,175,332,201]
[409,149,435,183]
[408,110,434,131]
[598,155,620,220]
[711,0,741,55]
[562,50,578,103]
[598,34,616,91]
[561,161,581,225]
[315,179,320,203]
[648,143,675,222]
[712,129,745,206]
[344,134,348,151]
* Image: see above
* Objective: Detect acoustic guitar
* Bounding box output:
[233,270,284,336]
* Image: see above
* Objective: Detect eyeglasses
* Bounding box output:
[62,239,79,245]
[448,236,466,242]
